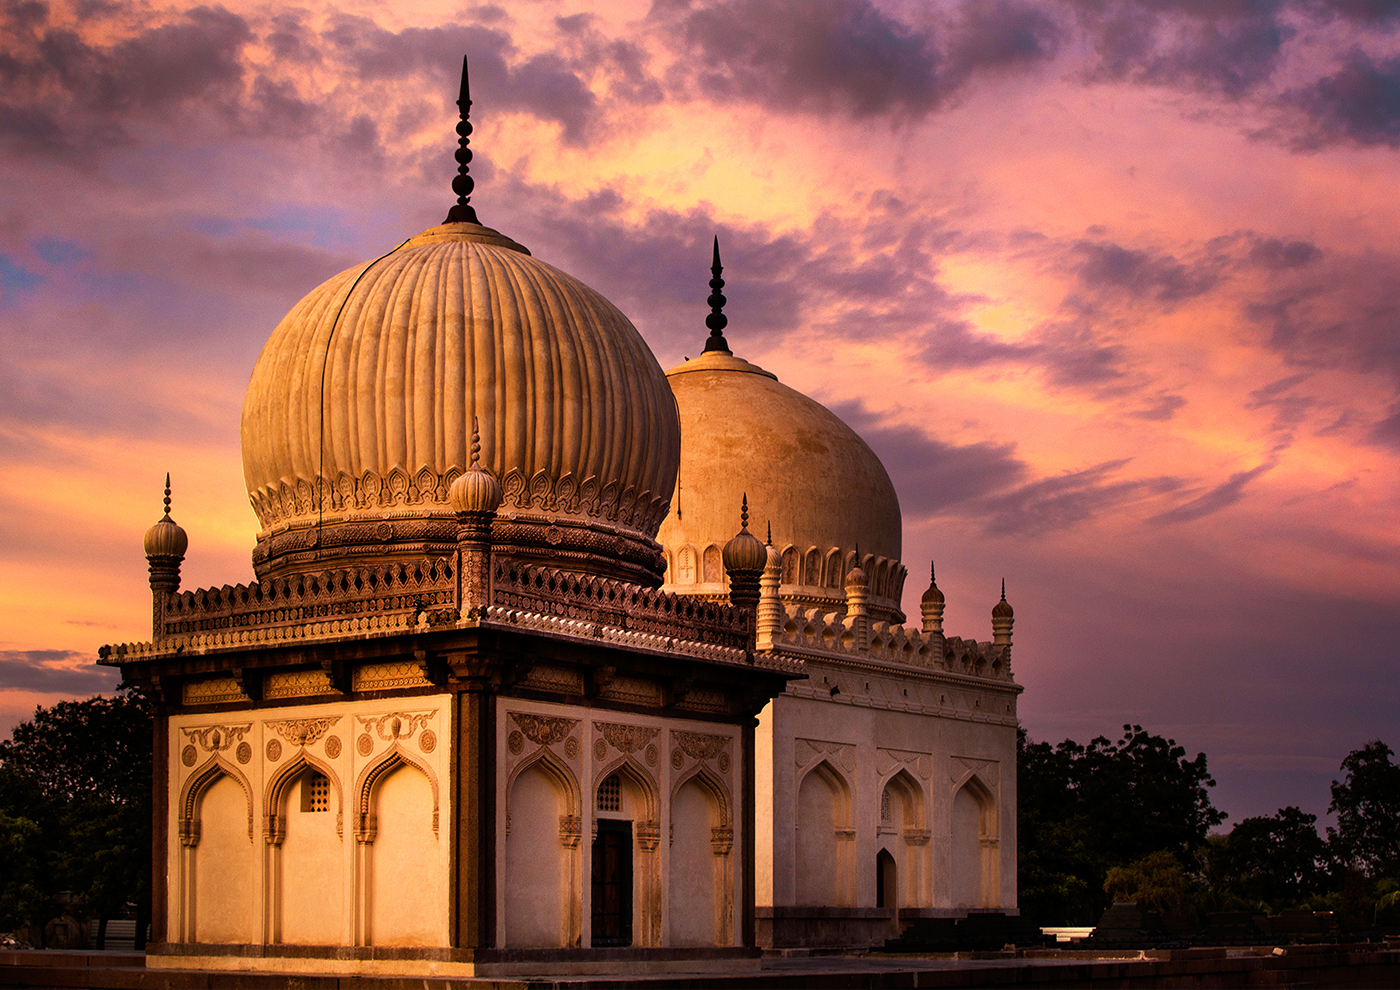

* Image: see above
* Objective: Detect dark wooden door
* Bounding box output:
[591,820,632,946]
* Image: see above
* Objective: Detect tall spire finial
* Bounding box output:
[741,492,749,530]
[766,521,772,546]
[1001,578,1006,601]
[931,560,936,583]
[702,235,730,354]
[445,55,480,225]
[163,472,172,518]
[470,416,482,468]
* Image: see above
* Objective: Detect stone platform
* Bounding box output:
[5,943,1400,989]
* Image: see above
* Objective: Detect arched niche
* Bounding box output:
[794,759,854,907]
[593,757,661,946]
[178,759,257,944]
[265,754,345,946]
[354,748,443,947]
[879,769,929,908]
[505,750,581,948]
[951,775,997,910]
[668,765,734,947]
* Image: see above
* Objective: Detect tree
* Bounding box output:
[1328,740,1400,878]
[1018,724,1225,925]
[1206,806,1327,910]
[1104,849,1196,914]
[0,689,152,946]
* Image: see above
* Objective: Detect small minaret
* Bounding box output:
[449,418,502,617]
[844,547,870,651]
[920,561,946,658]
[722,495,766,624]
[992,579,1014,660]
[702,236,731,354]
[756,523,783,651]
[143,474,188,644]
[444,55,480,225]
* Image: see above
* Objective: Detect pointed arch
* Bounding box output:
[265,750,344,845]
[879,768,926,831]
[951,773,998,910]
[669,762,733,829]
[794,758,855,906]
[802,547,821,587]
[594,755,658,823]
[506,746,580,820]
[779,545,798,585]
[180,756,254,844]
[356,745,440,840]
[823,548,844,589]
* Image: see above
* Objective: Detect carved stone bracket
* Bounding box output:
[711,826,734,855]
[559,814,582,849]
[635,820,661,852]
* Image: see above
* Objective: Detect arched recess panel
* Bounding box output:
[368,763,441,946]
[278,766,343,945]
[194,774,257,943]
[505,763,568,947]
[951,781,990,909]
[795,763,843,906]
[882,770,927,908]
[669,778,719,946]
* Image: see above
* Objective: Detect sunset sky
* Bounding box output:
[2,0,1398,826]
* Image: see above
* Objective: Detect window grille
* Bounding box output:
[880,787,892,823]
[598,773,621,812]
[302,772,331,813]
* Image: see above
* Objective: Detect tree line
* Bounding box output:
[1019,724,1400,929]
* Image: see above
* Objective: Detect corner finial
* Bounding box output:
[1001,578,1006,601]
[702,235,731,354]
[740,492,749,530]
[470,416,482,468]
[766,521,772,546]
[445,55,480,225]
[931,560,936,583]
[163,472,172,518]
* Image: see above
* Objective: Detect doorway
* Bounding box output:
[591,819,632,946]
[876,848,897,908]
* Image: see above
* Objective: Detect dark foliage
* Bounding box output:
[1328,740,1400,878]
[0,689,152,943]
[1017,723,1225,925]
[1206,806,1328,909]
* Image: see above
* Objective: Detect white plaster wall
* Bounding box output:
[193,775,257,943]
[168,696,452,948]
[760,661,1018,913]
[494,698,745,949]
[504,765,567,947]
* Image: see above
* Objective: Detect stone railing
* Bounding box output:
[160,559,457,639]
[768,605,1014,682]
[488,561,804,670]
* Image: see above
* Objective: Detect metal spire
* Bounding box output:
[445,56,480,224]
[702,235,730,354]
[162,472,173,518]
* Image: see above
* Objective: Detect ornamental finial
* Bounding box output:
[445,55,480,224]
[702,235,730,354]
[741,492,749,530]
[163,472,172,518]
[766,521,772,546]
[470,416,482,468]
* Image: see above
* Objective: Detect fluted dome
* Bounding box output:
[241,222,680,584]
[658,348,906,622]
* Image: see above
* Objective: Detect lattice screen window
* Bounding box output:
[597,773,621,813]
[301,772,331,813]
[880,787,892,823]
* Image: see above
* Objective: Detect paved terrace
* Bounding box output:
[4,944,1400,989]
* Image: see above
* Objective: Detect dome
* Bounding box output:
[241,222,680,585]
[658,348,907,622]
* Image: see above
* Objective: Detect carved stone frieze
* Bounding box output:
[595,721,660,755]
[877,746,932,781]
[266,716,341,747]
[356,711,435,742]
[673,730,730,762]
[181,724,252,754]
[510,712,579,748]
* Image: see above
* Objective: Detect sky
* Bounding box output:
[1,0,1398,828]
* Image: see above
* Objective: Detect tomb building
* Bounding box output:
[658,245,1022,948]
[100,59,1022,975]
[100,61,799,979]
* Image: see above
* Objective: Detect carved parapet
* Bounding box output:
[767,604,1016,682]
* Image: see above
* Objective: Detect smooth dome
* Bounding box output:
[242,222,680,584]
[658,349,906,622]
